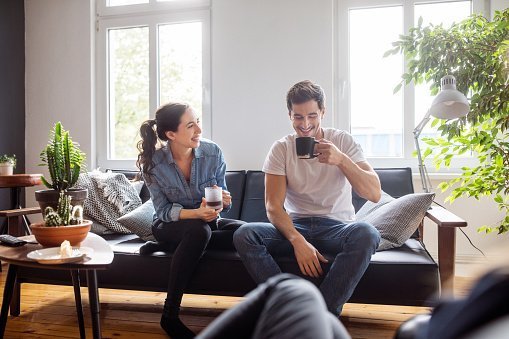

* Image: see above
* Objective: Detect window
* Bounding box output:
[338,0,485,169]
[96,0,210,169]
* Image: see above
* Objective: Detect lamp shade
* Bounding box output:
[429,75,469,119]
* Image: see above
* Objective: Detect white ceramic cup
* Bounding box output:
[205,186,223,210]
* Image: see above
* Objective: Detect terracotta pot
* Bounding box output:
[35,188,88,213]
[30,220,92,247]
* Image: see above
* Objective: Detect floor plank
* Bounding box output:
[0,263,473,338]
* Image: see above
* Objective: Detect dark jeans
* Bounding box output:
[152,217,245,315]
[196,274,351,339]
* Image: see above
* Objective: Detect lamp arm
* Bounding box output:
[413,109,432,138]
[414,109,433,193]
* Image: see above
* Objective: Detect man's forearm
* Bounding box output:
[267,207,303,243]
[339,158,381,202]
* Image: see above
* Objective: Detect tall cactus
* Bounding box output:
[39,122,86,191]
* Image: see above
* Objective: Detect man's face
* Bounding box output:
[289,100,324,138]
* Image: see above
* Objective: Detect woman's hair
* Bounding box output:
[136,102,189,178]
[286,80,326,112]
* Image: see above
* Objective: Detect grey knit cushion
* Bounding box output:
[355,191,394,220]
[117,200,156,241]
[356,192,435,251]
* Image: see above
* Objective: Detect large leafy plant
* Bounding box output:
[39,122,86,192]
[386,9,509,234]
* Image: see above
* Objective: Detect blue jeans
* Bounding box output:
[233,217,380,315]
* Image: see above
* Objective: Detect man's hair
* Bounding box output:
[286,80,325,112]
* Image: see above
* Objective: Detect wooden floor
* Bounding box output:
[0,263,473,338]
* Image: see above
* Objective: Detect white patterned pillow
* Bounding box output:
[117,200,156,241]
[356,193,435,251]
[75,171,141,234]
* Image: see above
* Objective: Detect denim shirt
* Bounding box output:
[143,139,230,223]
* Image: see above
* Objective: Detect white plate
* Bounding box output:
[27,247,94,265]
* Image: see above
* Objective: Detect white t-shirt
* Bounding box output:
[262,128,365,222]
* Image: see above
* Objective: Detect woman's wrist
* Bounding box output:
[179,209,197,220]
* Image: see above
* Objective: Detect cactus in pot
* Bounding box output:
[35,122,88,213]
[43,191,84,227]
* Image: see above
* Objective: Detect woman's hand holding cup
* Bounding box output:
[221,188,232,208]
[197,198,222,222]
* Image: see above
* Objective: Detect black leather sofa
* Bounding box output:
[14,168,460,308]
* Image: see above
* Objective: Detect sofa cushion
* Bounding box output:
[116,200,156,241]
[357,192,435,251]
[240,171,269,222]
[220,170,246,220]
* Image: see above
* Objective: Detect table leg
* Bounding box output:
[10,280,20,316]
[71,270,86,339]
[86,270,101,339]
[0,265,18,336]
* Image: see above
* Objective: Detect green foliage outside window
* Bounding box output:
[386,9,509,234]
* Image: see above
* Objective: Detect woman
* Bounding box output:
[137,102,245,338]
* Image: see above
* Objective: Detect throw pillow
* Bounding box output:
[356,192,435,251]
[355,190,394,220]
[117,200,156,241]
[75,171,142,234]
[130,180,145,196]
[90,221,115,235]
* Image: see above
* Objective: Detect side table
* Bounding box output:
[0,174,43,235]
[0,233,114,339]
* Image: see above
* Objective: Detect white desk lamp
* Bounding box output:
[413,75,469,193]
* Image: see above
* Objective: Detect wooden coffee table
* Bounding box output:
[0,233,113,339]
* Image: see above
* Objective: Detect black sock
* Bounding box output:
[139,241,167,255]
[160,315,195,338]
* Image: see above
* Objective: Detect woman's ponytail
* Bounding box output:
[137,119,157,180]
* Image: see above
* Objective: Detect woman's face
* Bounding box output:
[166,108,202,149]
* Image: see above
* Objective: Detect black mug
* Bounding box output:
[296,137,319,159]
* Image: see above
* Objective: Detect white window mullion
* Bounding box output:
[201,11,212,140]
[149,22,158,117]
[335,0,350,132]
[403,1,415,160]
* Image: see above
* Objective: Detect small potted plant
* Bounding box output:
[0,154,16,175]
[30,191,92,247]
[35,122,88,211]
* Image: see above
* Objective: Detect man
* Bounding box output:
[233,80,381,315]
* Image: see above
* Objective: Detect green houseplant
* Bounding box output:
[386,9,509,234]
[0,154,16,175]
[31,191,92,246]
[32,122,91,246]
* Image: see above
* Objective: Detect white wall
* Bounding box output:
[24,0,508,273]
[212,0,334,170]
[25,0,94,219]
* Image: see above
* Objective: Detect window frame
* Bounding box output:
[336,0,487,173]
[96,0,211,170]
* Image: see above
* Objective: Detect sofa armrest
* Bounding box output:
[424,205,467,293]
[425,205,467,228]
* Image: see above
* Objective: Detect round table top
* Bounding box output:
[0,174,43,188]
[0,233,114,270]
